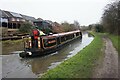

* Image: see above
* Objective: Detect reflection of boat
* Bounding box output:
[19,30,82,58]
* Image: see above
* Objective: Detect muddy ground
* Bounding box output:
[93,36,118,78]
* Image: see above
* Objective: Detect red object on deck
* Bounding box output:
[32,29,39,39]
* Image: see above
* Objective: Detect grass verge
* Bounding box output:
[2,39,23,44]
[1,39,24,55]
[108,34,120,54]
[40,32,103,78]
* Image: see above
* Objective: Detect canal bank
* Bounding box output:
[41,32,119,78]
[40,32,104,78]
[2,39,24,55]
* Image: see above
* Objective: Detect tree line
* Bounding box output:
[89,0,120,35]
[18,20,80,34]
[101,0,120,35]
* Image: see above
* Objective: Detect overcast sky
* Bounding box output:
[0,0,110,26]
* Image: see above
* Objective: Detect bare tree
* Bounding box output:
[101,0,119,35]
[74,20,80,30]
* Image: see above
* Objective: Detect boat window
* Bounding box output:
[43,38,56,48]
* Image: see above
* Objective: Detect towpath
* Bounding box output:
[93,36,118,78]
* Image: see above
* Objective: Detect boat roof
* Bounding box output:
[42,30,80,38]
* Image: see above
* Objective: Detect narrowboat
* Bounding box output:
[19,30,82,58]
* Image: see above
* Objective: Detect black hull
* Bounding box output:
[19,35,82,58]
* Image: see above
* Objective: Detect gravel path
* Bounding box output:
[93,36,118,78]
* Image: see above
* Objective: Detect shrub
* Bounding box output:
[19,22,34,33]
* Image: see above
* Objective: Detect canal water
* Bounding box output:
[1,32,94,78]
